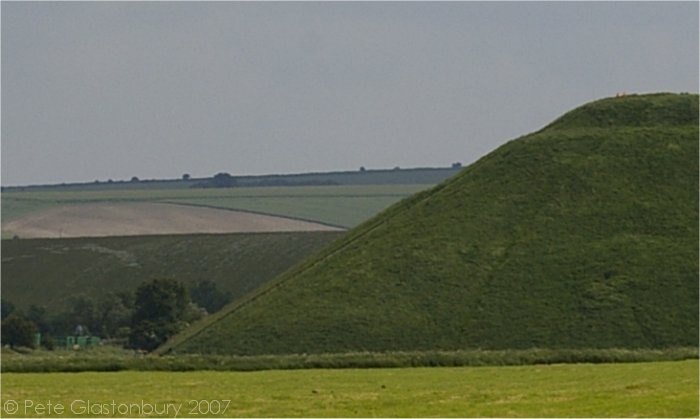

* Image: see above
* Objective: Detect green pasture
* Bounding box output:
[1,184,431,231]
[1,360,697,417]
[1,232,342,314]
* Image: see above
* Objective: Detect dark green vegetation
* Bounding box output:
[128,279,196,351]
[1,232,341,317]
[163,93,699,356]
[2,346,696,373]
[2,277,224,351]
[1,315,39,349]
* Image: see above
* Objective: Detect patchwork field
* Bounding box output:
[1,184,432,237]
[2,202,342,239]
[1,360,696,417]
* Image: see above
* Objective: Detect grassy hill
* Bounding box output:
[1,231,342,314]
[160,93,699,355]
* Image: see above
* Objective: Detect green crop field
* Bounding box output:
[1,232,342,315]
[163,195,406,228]
[1,184,432,233]
[1,360,696,417]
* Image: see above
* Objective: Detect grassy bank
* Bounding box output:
[2,346,696,373]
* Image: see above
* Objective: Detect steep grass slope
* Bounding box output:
[162,93,699,355]
[2,232,342,314]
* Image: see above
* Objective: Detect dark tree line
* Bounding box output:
[1,279,230,351]
[192,172,237,188]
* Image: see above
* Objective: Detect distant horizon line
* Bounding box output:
[1,163,464,190]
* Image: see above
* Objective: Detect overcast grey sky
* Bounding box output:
[2,1,698,186]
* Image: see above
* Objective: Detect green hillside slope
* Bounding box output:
[161,93,699,355]
[2,232,342,314]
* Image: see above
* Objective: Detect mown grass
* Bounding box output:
[1,232,342,314]
[1,346,697,373]
[1,360,697,417]
[1,184,432,231]
[163,93,699,356]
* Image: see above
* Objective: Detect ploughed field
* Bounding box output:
[2,202,343,239]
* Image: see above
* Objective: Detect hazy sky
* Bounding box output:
[2,1,698,186]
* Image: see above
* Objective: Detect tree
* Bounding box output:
[182,173,191,181]
[26,305,51,334]
[1,314,38,348]
[129,279,190,351]
[189,280,232,314]
[211,172,236,188]
[65,294,99,336]
[130,176,140,182]
[95,292,134,339]
[1,299,16,320]
[190,172,238,189]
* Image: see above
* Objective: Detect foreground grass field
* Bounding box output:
[1,360,696,417]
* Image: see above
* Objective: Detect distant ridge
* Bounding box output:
[161,93,699,355]
[2,165,463,191]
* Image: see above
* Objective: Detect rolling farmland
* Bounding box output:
[3,1,697,417]
[1,184,433,238]
[2,94,697,419]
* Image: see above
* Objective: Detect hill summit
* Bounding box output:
[161,93,699,355]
